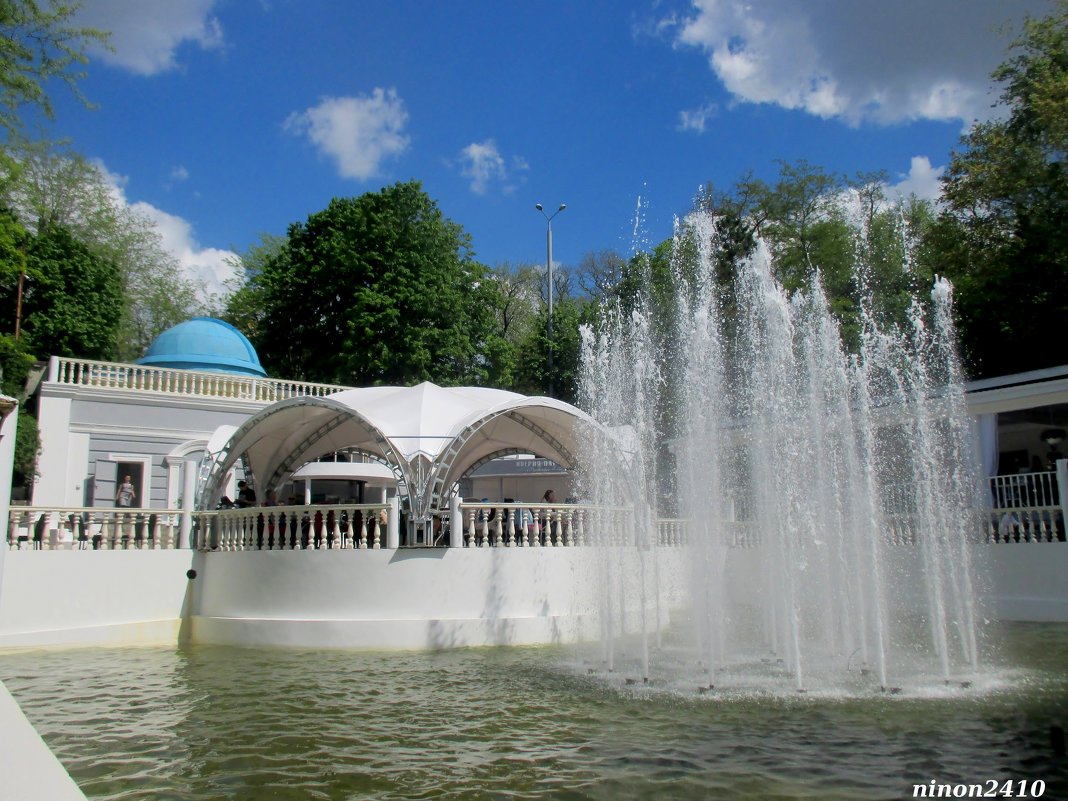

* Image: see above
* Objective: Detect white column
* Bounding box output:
[165,456,183,508]
[179,459,197,549]
[0,397,18,591]
[449,493,462,548]
[31,393,72,507]
[304,478,312,505]
[386,495,400,549]
[1057,459,1068,537]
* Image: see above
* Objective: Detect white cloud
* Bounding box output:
[457,140,528,195]
[668,0,1051,126]
[888,156,945,203]
[678,101,718,133]
[131,202,237,301]
[284,89,410,181]
[76,0,223,76]
[96,161,238,301]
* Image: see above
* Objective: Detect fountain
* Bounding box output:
[578,209,982,694]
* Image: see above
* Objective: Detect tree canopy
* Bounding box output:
[0,139,205,359]
[0,0,107,134]
[935,2,1068,377]
[231,181,508,387]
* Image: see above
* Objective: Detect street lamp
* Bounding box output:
[535,202,566,397]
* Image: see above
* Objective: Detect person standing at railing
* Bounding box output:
[115,475,136,508]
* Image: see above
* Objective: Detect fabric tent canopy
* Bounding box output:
[199,382,604,519]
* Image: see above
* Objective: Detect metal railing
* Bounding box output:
[987,469,1064,543]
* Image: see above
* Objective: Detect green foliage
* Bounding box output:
[0,0,109,134]
[0,140,204,360]
[16,223,122,358]
[238,181,503,387]
[512,297,587,404]
[934,2,1068,377]
[12,406,36,485]
[222,232,286,345]
[0,331,33,396]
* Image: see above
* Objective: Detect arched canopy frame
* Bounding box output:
[198,382,621,520]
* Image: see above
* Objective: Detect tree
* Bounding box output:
[575,249,627,299]
[934,3,1068,377]
[222,232,286,345]
[0,140,204,359]
[14,223,122,359]
[237,181,505,387]
[0,0,108,134]
[512,297,587,404]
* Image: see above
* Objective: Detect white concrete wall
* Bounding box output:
[193,547,687,649]
[34,393,72,506]
[977,543,1068,621]
[0,542,1065,651]
[0,550,195,648]
[0,681,86,800]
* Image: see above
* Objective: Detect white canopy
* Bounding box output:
[200,382,603,518]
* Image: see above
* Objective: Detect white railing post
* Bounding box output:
[1057,459,1068,539]
[387,495,400,549]
[449,494,462,548]
[179,459,197,549]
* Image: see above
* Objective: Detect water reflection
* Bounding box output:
[2,623,1067,800]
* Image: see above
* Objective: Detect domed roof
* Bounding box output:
[137,317,267,377]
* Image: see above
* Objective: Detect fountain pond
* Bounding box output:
[1,622,1067,800]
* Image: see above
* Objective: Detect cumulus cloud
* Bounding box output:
[131,202,237,300]
[76,0,223,76]
[284,89,410,181]
[97,161,238,301]
[668,0,1050,126]
[887,156,945,203]
[457,140,528,195]
[678,101,718,133]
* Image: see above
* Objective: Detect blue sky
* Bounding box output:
[32,0,1054,299]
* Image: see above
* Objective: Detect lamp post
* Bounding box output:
[535,203,565,397]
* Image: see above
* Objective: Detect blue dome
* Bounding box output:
[137,317,267,377]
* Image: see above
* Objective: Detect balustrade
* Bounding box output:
[196,504,390,552]
[457,503,652,548]
[49,356,346,404]
[7,507,180,550]
[13,500,1061,554]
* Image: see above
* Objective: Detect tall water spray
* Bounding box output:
[579,209,982,692]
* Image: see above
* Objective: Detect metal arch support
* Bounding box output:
[420,408,579,519]
[461,447,523,477]
[267,412,410,500]
[505,410,578,468]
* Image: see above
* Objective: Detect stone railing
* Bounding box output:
[457,502,644,547]
[984,509,1063,543]
[48,356,348,403]
[657,518,687,546]
[7,507,182,550]
[195,504,392,551]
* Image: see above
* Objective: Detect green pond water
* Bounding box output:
[2,622,1068,801]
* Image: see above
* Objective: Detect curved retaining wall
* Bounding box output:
[192,547,688,649]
